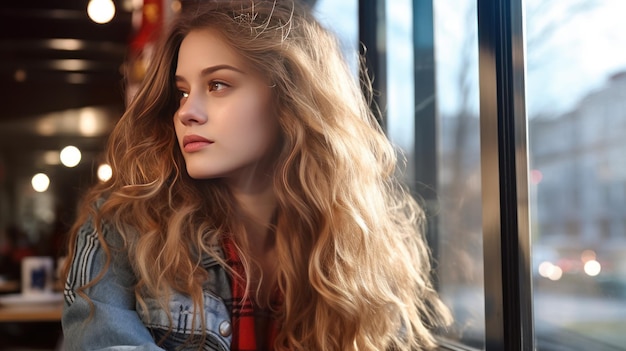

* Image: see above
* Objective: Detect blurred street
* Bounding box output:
[534,291,626,349]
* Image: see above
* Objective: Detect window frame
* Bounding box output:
[476,0,534,350]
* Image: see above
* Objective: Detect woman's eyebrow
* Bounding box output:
[200,64,246,76]
[175,64,246,83]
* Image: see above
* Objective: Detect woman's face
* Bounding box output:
[173,29,278,186]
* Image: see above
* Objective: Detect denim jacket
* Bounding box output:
[62,220,234,351]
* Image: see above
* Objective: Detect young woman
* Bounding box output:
[62,1,451,350]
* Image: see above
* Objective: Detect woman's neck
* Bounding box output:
[228,175,279,307]
[228,175,277,249]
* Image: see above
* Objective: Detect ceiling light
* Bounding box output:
[97,163,113,182]
[32,173,51,193]
[88,0,116,24]
[60,145,82,167]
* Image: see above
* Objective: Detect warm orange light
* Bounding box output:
[580,249,596,263]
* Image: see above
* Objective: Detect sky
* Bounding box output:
[434,0,626,118]
[524,0,626,116]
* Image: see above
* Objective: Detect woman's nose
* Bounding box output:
[176,91,208,125]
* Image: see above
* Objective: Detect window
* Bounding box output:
[388,0,485,347]
[379,0,626,350]
[527,1,626,349]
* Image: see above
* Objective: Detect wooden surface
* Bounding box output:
[0,278,64,323]
[0,302,63,322]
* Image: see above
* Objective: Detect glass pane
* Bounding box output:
[312,0,359,75]
[433,0,484,347]
[386,0,415,182]
[386,0,485,348]
[526,0,626,350]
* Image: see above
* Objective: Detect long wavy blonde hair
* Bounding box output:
[64,0,451,349]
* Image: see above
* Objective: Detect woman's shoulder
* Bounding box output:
[74,197,129,248]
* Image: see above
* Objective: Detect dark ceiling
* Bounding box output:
[0,0,134,213]
[0,0,134,168]
[0,0,132,119]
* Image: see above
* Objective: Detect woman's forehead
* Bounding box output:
[176,29,245,71]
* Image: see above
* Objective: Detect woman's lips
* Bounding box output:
[182,135,214,152]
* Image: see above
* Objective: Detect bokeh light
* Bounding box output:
[583,259,601,277]
[87,0,116,24]
[32,173,50,192]
[60,145,82,168]
[97,163,113,182]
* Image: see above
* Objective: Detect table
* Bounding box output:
[0,302,62,322]
[0,280,19,293]
[0,302,64,350]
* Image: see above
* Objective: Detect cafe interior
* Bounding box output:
[3,1,620,351]
[0,0,626,351]
[0,0,153,349]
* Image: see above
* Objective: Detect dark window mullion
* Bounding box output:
[477,0,533,350]
[358,0,387,129]
[411,0,440,280]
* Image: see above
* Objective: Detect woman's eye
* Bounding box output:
[180,91,189,99]
[209,81,228,92]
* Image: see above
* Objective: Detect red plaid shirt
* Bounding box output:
[223,238,280,351]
